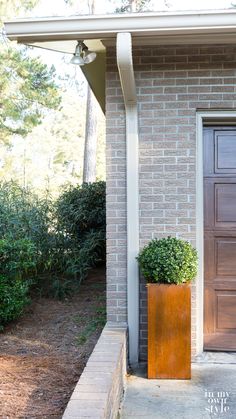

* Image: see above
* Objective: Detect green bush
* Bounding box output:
[0,237,38,279]
[0,276,29,329]
[64,229,106,282]
[0,180,106,325]
[0,180,106,327]
[56,182,106,281]
[56,181,106,239]
[0,181,106,283]
[137,236,198,285]
[0,181,54,272]
[0,236,38,329]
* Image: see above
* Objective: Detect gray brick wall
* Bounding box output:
[106,44,236,361]
[106,47,127,325]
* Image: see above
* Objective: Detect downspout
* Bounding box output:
[116,32,139,366]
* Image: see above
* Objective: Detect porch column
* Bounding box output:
[116,32,139,365]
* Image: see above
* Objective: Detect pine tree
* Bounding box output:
[0,0,61,144]
[0,0,38,20]
[0,48,61,143]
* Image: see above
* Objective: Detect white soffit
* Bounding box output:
[24,39,106,115]
[24,39,106,54]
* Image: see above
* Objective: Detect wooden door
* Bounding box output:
[204,127,236,350]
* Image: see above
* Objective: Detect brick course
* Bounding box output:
[106,44,236,361]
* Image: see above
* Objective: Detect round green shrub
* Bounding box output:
[137,236,198,284]
[56,181,106,238]
[0,276,29,329]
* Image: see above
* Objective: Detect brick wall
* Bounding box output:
[106,44,236,361]
[62,325,127,419]
[106,47,127,326]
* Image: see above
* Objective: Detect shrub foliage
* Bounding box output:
[0,182,54,271]
[56,181,106,238]
[56,181,106,281]
[137,236,198,285]
[0,276,30,329]
[0,181,106,328]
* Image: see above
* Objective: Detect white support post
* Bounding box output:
[117,32,139,366]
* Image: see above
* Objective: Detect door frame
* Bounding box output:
[196,110,236,355]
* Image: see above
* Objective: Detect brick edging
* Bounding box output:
[62,324,127,418]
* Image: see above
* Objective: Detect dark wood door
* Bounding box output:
[204,127,236,350]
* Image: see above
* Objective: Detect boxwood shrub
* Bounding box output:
[137,236,198,284]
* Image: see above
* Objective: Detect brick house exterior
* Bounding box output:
[106,44,236,361]
[5,10,236,367]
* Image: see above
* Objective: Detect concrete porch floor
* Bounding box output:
[120,357,236,418]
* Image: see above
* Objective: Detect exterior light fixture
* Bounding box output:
[83,46,97,64]
[70,41,97,66]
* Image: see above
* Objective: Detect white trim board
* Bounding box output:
[195,110,236,355]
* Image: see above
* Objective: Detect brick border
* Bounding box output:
[62,324,127,418]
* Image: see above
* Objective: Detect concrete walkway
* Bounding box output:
[120,359,236,418]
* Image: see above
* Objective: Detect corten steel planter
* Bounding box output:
[147,283,191,379]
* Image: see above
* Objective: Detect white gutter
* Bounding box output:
[116,33,139,366]
[5,9,236,43]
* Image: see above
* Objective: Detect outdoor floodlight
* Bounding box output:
[83,47,97,64]
[70,41,97,66]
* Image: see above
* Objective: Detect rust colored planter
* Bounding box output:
[147,283,191,379]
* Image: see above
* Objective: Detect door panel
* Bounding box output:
[204,127,236,351]
[215,132,236,174]
[217,294,236,329]
[217,239,236,276]
[216,184,236,224]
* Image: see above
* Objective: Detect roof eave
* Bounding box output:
[4,9,236,44]
[4,10,236,115]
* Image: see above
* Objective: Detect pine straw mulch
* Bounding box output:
[0,266,106,419]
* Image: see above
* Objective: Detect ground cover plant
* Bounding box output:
[0,180,106,329]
